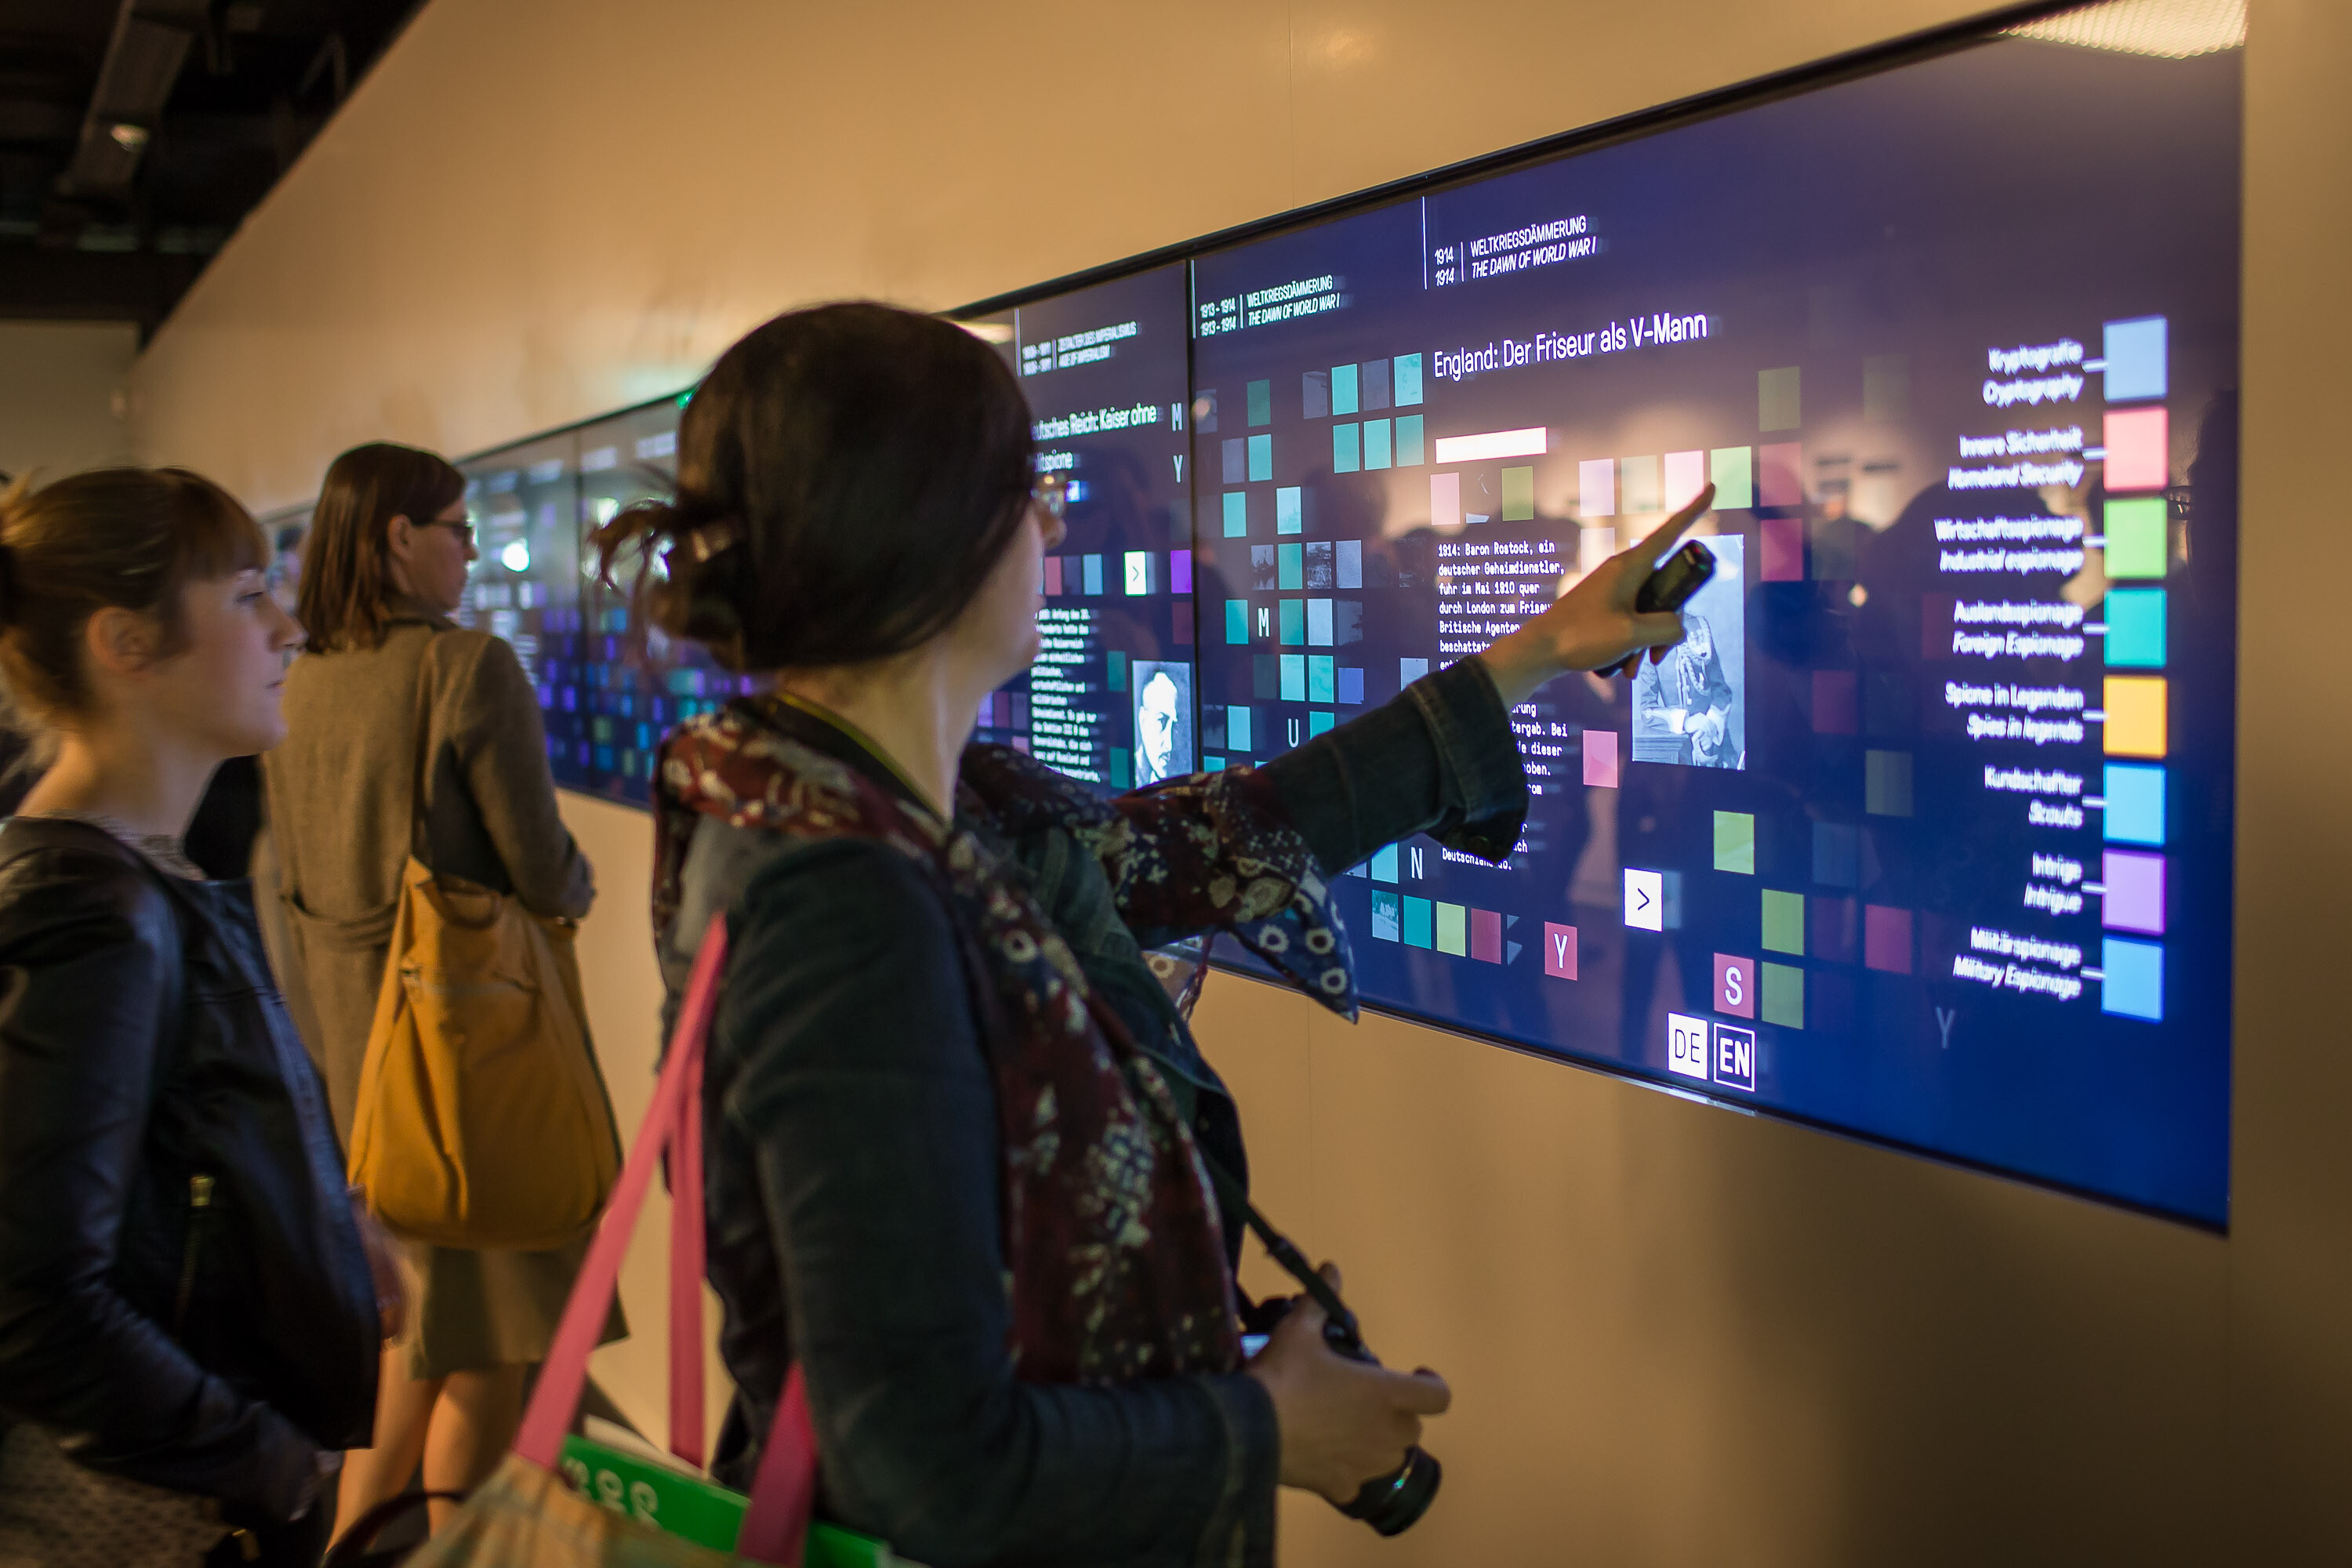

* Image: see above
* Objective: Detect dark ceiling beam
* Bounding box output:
[0,246,208,332]
[62,0,212,200]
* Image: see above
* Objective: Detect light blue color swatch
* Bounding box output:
[2103,764,2166,845]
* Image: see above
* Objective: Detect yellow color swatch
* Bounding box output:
[2103,676,2168,757]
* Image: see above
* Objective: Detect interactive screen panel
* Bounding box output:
[1190,27,2238,1221]
[563,397,760,804]
[458,434,587,785]
[968,263,1194,791]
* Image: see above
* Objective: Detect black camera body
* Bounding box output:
[1243,1295,1443,1537]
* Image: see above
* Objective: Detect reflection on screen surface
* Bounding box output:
[1189,20,2238,1221]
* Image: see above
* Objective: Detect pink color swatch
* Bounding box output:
[1864,904,1913,974]
[1759,442,1804,507]
[1715,953,1757,1018]
[1544,922,1578,980]
[1583,728,1620,788]
[2103,406,2169,492]
[1472,907,1504,964]
[1760,515,1805,581]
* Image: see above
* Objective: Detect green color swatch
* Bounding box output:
[1710,446,1754,510]
[1435,901,1468,956]
[1759,366,1801,432]
[1761,963,1804,1028]
[1762,889,1805,954]
[2103,497,2166,579]
[1247,379,1271,427]
[1715,811,1755,874]
[1501,466,1536,521]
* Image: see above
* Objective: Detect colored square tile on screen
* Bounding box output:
[1279,600,1305,646]
[1430,473,1461,530]
[1864,904,1912,973]
[1715,953,1757,1018]
[1761,515,1804,581]
[1394,414,1425,466]
[1308,655,1336,703]
[1664,450,1708,510]
[1247,379,1272,427]
[1221,437,1246,485]
[1083,554,1104,595]
[1333,423,1361,474]
[1301,372,1329,420]
[2104,588,2165,667]
[1580,459,1617,517]
[1253,655,1280,699]
[1809,896,1857,963]
[1338,666,1364,705]
[1813,670,1858,734]
[2101,850,2166,935]
[2100,936,2163,1021]
[1472,907,1503,963]
[1759,442,1804,506]
[1759,367,1801,431]
[2103,315,2167,401]
[1109,750,1130,788]
[2103,764,2165,844]
[2103,676,2167,757]
[1715,811,1755,874]
[1394,354,1424,406]
[1762,889,1804,954]
[1370,844,1397,882]
[1308,710,1336,738]
[1277,543,1303,590]
[1544,922,1577,979]
[1363,419,1393,471]
[1866,750,1913,816]
[1400,656,1429,684]
[1337,540,1362,588]
[1501,466,1536,522]
[1307,598,1334,646]
[1760,963,1804,1028]
[1279,654,1305,701]
[1710,446,1754,510]
[1222,491,1247,538]
[1331,364,1359,417]
[1106,652,1126,691]
[2103,496,2167,579]
[1584,728,1620,788]
[1434,902,1468,956]
[1621,455,1662,512]
[1044,557,1064,596]
[2103,406,2169,492]
[1361,359,1391,411]
[1247,434,1272,482]
[1402,895,1433,949]
[1226,704,1253,752]
[1370,890,1401,942]
[1276,486,1303,535]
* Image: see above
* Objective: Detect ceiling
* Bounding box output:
[0,0,422,338]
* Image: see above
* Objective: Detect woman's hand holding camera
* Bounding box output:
[1478,481,1715,707]
[1246,1264,1451,1504]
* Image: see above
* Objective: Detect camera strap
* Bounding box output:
[1197,1154,1363,1346]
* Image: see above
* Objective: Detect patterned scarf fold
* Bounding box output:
[654,700,1267,1382]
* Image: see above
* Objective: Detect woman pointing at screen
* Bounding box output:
[597,302,1705,1567]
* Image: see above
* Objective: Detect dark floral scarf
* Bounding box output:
[652,700,1359,1384]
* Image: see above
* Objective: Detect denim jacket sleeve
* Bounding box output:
[706,836,1277,1568]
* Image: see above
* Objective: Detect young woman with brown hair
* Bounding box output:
[262,443,611,1541]
[601,302,1701,1566]
[0,468,388,1566]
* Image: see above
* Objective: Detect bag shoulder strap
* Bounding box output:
[404,628,441,868]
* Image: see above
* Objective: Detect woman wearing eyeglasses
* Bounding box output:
[261,442,611,1542]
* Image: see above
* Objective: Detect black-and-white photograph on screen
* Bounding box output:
[1632,535,1744,768]
[1132,660,1194,784]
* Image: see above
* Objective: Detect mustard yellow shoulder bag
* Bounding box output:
[346,633,619,1249]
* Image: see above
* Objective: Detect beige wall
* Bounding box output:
[0,321,136,483]
[124,0,2352,1559]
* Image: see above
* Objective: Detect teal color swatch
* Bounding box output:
[1363,419,1393,471]
[1277,543,1303,590]
[1226,704,1253,752]
[1370,889,1401,941]
[1276,487,1303,535]
[1370,843,1399,883]
[2105,589,2167,665]
[1222,491,1247,538]
[1280,654,1306,701]
[1279,600,1304,646]
[1247,379,1271,427]
[1394,354,1424,406]
[1333,423,1361,474]
[1106,651,1126,691]
[1247,434,1272,483]
[1308,655,1336,703]
[1394,414,1425,466]
[1224,600,1248,644]
[1309,710,1337,739]
[1402,895,1433,949]
[1332,364,1359,416]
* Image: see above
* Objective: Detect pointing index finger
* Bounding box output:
[1643,481,1715,568]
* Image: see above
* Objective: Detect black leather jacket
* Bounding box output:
[0,818,379,1524]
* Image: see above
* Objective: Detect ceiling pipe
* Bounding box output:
[61,0,214,201]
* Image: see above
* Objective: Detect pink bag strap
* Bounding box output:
[512,911,820,1566]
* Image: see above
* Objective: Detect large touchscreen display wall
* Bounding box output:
[1189,32,2238,1221]
[968,264,1195,790]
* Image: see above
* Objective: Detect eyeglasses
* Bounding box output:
[1031,472,1069,521]
[426,518,477,546]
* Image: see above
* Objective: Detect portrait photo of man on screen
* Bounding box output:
[1133,661,1195,784]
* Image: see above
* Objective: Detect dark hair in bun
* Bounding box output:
[593,302,1033,673]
